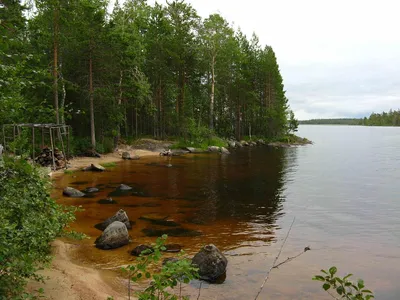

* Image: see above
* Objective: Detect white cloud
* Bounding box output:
[110,0,400,119]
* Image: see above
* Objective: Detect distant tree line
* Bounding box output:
[1,0,298,152]
[300,109,400,127]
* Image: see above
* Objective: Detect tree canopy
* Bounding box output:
[1,0,297,151]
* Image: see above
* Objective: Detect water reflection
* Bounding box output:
[54,146,297,296]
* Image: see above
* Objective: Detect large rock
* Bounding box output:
[235,141,243,148]
[122,152,131,160]
[95,221,129,250]
[240,140,249,147]
[95,209,132,231]
[208,146,220,152]
[63,187,85,198]
[220,147,230,154]
[257,139,266,145]
[192,244,227,282]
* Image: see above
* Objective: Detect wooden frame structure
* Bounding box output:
[2,123,71,170]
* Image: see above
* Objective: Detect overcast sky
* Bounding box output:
[110,0,400,120]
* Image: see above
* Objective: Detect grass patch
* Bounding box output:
[100,162,117,168]
[63,169,75,174]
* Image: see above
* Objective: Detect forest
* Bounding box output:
[299,109,400,127]
[1,0,298,154]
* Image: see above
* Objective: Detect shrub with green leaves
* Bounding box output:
[313,266,374,300]
[122,235,199,300]
[0,156,77,299]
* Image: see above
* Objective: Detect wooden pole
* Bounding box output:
[58,127,67,169]
[49,128,56,170]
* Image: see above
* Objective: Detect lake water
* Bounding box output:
[55,125,400,299]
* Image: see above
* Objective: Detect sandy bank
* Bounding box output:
[27,240,128,300]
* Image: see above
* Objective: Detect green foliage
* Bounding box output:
[313,267,374,300]
[0,156,77,299]
[100,162,117,168]
[121,235,199,300]
[2,0,296,152]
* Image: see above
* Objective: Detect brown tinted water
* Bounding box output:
[54,125,400,299]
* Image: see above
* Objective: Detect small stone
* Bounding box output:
[63,187,85,198]
[162,244,182,253]
[122,152,131,160]
[118,184,132,191]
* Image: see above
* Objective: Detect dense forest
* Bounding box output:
[300,109,400,126]
[1,0,298,153]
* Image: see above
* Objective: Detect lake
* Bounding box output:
[55,125,400,299]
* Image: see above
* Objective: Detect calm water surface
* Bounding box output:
[55,125,400,299]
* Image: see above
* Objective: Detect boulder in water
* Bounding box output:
[192,244,227,282]
[208,146,220,152]
[63,187,85,198]
[95,221,129,250]
[95,209,132,231]
[131,244,154,256]
[240,140,249,147]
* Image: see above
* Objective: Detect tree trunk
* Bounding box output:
[209,55,215,130]
[53,7,59,124]
[115,69,123,148]
[89,49,96,149]
[60,60,66,126]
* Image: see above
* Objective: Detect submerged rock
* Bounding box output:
[192,244,227,282]
[95,221,129,250]
[142,227,202,237]
[84,187,99,193]
[162,244,182,253]
[98,198,118,204]
[131,244,154,256]
[140,213,169,222]
[63,187,85,198]
[162,257,180,266]
[95,209,132,231]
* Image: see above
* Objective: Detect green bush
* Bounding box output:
[70,136,115,156]
[313,266,374,299]
[0,156,77,299]
[121,235,199,300]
